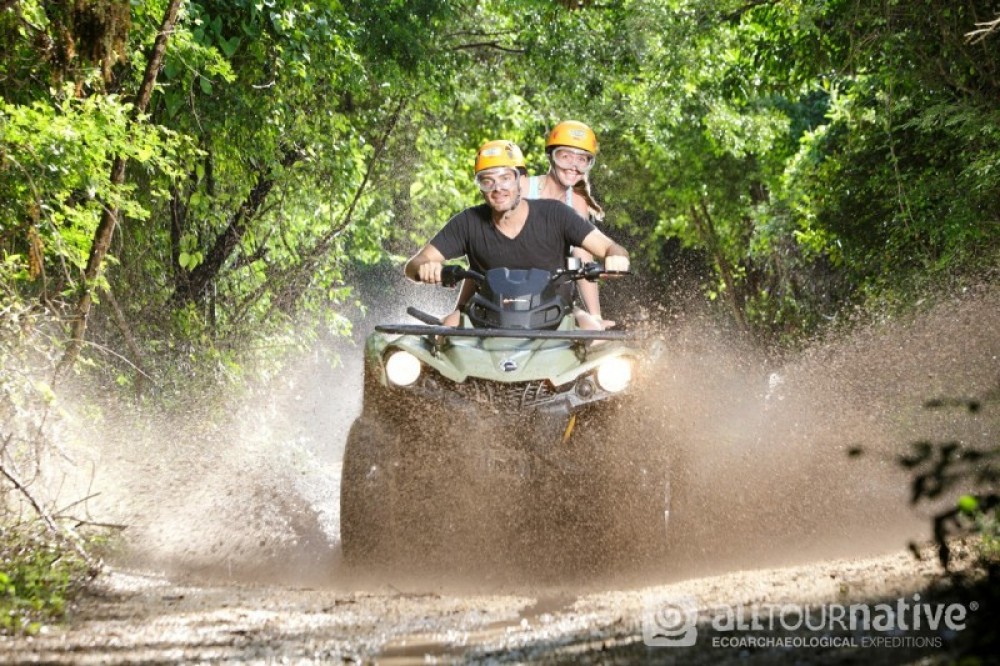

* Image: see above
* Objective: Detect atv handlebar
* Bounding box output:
[438,262,630,288]
[440,265,486,288]
[555,262,632,283]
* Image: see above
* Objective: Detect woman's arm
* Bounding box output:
[579,229,630,271]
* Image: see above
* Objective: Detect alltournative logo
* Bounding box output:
[642,593,976,648]
[642,594,698,646]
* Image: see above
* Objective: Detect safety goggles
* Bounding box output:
[551,146,595,172]
[476,168,520,193]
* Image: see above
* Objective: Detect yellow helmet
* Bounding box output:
[475,140,526,175]
[545,120,598,155]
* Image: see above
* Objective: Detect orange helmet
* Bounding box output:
[474,140,527,175]
[545,120,598,155]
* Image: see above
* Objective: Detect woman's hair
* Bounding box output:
[574,177,605,222]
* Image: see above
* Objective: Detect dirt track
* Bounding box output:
[0,545,980,664]
[1,284,997,664]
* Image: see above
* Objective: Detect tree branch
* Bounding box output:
[105,285,150,395]
[0,435,100,571]
[966,15,1000,44]
[258,98,407,318]
[171,147,303,305]
[57,0,184,378]
[449,41,526,54]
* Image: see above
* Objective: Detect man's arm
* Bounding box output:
[579,229,630,272]
[404,244,448,283]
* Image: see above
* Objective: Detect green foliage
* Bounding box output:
[0,89,189,298]
[1,0,999,377]
[953,496,1000,563]
[604,0,1000,334]
[0,522,96,635]
[974,510,1000,564]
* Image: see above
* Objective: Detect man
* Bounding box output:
[404,139,629,328]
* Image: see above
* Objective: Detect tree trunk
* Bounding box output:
[170,147,302,306]
[57,0,184,378]
[689,200,748,333]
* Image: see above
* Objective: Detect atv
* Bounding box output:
[339,261,671,574]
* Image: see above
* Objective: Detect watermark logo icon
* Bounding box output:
[642,594,698,647]
[641,593,975,650]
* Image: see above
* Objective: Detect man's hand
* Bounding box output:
[604,254,630,272]
[404,244,448,283]
[417,261,444,284]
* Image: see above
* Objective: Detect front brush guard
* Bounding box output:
[374,323,638,341]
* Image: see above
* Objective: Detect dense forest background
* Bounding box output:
[2,0,998,393]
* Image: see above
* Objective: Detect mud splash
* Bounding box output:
[42,282,998,592]
[638,283,999,580]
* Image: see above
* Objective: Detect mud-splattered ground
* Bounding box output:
[1,282,996,664]
[0,546,982,664]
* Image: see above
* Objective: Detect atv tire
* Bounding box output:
[339,416,395,566]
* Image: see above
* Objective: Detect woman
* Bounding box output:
[523,120,612,329]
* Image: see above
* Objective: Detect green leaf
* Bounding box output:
[221,36,241,58]
[958,495,979,515]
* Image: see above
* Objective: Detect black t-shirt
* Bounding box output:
[429,199,596,274]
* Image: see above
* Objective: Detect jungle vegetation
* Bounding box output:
[1,0,998,631]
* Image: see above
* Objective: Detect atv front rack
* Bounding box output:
[374,324,638,341]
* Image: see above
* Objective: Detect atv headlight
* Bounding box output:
[385,350,421,387]
[595,357,632,393]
